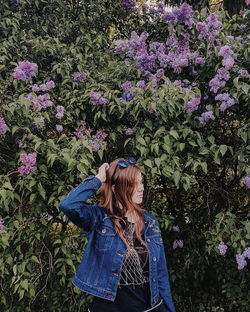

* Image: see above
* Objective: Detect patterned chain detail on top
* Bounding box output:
[119,221,149,286]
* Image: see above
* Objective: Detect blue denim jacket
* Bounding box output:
[59,176,176,312]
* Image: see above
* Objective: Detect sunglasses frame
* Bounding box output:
[117,157,136,168]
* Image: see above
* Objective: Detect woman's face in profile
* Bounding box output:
[131,172,144,204]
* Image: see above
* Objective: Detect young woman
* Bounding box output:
[59,158,176,312]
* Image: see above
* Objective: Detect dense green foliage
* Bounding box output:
[0,0,249,311]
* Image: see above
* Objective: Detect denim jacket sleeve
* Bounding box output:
[58,175,103,232]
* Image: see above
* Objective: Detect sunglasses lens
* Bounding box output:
[118,160,128,168]
[127,157,136,164]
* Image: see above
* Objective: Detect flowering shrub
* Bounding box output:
[0,1,249,311]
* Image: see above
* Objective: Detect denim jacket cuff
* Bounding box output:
[84,175,102,189]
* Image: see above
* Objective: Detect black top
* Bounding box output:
[89,217,152,312]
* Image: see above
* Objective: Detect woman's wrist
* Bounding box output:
[95,174,105,183]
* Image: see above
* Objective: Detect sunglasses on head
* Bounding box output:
[117,157,136,168]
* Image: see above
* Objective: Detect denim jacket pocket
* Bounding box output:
[95,224,116,251]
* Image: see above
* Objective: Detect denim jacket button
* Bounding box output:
[147,238,150,242]
[153,256,157,261]
[102,228,106,234]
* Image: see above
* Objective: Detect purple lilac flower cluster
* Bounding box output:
[55,105,65,119]
[90,92,108,106]
[9,0,20,5]
[56,125,63,132]
[215,93,236,112]
[242,176,250,188]
[74,121,107,152]
[120,81,141,102]
[163,2,194,27]
[13,61,38,81]
[218,45,235,70]
[31,81,55,92]
[235,247,250,270]
[182,96,201,114]
[196,13,222,41]
[122,0,137,11]
[218,241,228,255]
[73,72,87,83]
[18,153,37,175]
[172,225,180,232]
[246,0,250,5]
[199,111,215,126]
[173,240,184,249]
[27,93,53,111]
[0,216,5,232]
[124,126,137,135]
[0,117,7,135]
[209,45,234,94]
[238,69,249,78]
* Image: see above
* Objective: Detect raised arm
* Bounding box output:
[59,163,109,232]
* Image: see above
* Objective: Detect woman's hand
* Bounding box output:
[95,163,109,183]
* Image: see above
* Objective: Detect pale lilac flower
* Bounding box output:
[238,69,249,78]
[0,216,5,232]
[32,84,40,92]
[13,61,38,81]
[235,254,247,270]
[199,111,215,126]
[124,127,137,135]
[217,67,230,81]
[209,76,225,93]
[56,125,63,132]
[242,176,250,188]
[195,57,205,66]
[98,98,108,105]
[243,247,250,259]
[73,72,87,83]
[245,0,250,5]
[38,116,45,128]
[0,117,7,135]
[172,226,180,232]
[173,240,184,249]
[46,80,56,89]
[122,0,137,11]
[173,240,179,249]
[240,24,246,29]
[90,142,100,152]
[55,113,64,119]
[215,93,230,101]
[178,240,184,248]
[136,80,146,89]
[222,56,235,70]
[218,242,228,256]
[18,153,37,174]
[183,97,201,114]
[121,81,132,91]
[218,45,234,58]
[226,36,234,41]
[40,84,47,91]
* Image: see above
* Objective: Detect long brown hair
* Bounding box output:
[99,158,148,254]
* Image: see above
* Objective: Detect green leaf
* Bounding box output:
[138,137,146,146]
[144,159,153,168]
[21,280,29,292]
[169,130,179,140]
[219,145,228,156]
